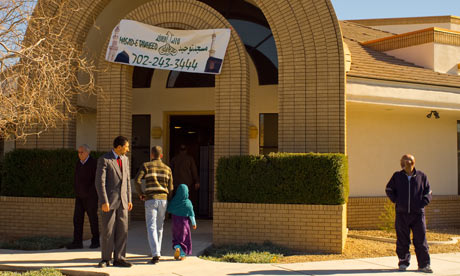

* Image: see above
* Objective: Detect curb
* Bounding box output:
[0,265,109,276]
[348,234,460,245]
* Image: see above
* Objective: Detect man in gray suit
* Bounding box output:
[95,136,133,268]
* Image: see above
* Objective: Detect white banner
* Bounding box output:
[106,19,231,74]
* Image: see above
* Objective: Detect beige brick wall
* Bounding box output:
[255,0,345,153]
[0,196,95,239]
[30,0,345,156]
[347,196,460,229]
[213,202,347,253]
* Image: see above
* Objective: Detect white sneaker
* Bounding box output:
[398,264,408,271]
[418,265,433,273]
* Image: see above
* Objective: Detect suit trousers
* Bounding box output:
[395,212,430,268]
[100,206,128,261]
[73,197,99,244]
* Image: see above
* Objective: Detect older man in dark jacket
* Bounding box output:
[385,154,433,273]
[67,144,99,249]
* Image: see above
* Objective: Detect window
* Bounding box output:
[167,71,215,88]
[230,19,278,85]
[458,121,460,195]
[198,0,278,85]
[132,66,154,88]
[259,113,278,155]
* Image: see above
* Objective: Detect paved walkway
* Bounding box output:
[1,220,460,276]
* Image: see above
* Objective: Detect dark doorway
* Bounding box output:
[169,115,214,218]
[131,115,151,178]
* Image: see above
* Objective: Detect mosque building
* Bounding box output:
[2,1,460,227]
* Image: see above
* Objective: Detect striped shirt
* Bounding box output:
[134,159,173,200]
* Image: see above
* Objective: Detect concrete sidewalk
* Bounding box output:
[1,220,460,276]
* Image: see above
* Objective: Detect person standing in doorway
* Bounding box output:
[385,154,433,273]
[66,144,99,249]
[95,136,133,268]
[170,144,199,207]
[134,145,173,264]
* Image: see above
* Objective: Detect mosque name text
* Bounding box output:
[119,37,158,50]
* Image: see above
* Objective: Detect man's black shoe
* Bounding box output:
[66,243,83,249]
[97,260,110,268]
[89,242,100,249]
[113,259,132,267]
[150,256,160,264]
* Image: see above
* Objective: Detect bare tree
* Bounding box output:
[0,0,99,140]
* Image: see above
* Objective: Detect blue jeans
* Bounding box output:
[144,199,167,257]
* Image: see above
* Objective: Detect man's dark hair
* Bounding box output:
[113,136,129,148]
[151,146,163,159]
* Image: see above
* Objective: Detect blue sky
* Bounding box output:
[329,0,460,20]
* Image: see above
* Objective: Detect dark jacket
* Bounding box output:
[170,152,198,187]
[75,156,98,198]
[385,168,432,214]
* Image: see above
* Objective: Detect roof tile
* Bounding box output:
[340,21,460,88]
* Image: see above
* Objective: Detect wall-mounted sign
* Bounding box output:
[106,19,231,74]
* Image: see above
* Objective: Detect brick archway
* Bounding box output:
[254,0,345,153]
[96,0,250,161]
[32,0,344,154]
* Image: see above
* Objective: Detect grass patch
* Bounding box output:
[200,241,294,263]
[0,236,71,251]
[0,268,64,276]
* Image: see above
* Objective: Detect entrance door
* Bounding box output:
[169,115,214,218]
[131,115,151,178]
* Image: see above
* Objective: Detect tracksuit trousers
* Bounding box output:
[395,212,430,268]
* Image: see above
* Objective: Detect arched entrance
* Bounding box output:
[96,0,250,167]
[30,0,344,155]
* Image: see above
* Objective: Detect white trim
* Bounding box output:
[346,78,460,111]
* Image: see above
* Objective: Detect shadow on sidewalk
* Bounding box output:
[127,219,213,257]
[229,268,401,275]
[0,258,99,268]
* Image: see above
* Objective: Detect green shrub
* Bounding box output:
[0,236,71,251]
[0,268,64,276]
[1,149,104,198]
[379,198,396,231]
[216,153,348,205]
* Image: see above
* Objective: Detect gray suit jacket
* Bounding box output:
[95,151,132,210]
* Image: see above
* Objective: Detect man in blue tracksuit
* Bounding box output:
[385,154,433,273]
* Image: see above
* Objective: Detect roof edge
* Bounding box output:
[361,27,460,51]
[346,75,460,90]
[348,15,460,26]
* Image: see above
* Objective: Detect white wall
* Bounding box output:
[386,43,434,70]
[434,43,460,75]
[76,112,97,151]
[347,102,458,196]
[386,43,460,75]
[346,80,460,196]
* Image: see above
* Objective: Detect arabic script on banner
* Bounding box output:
[106,20,231,74]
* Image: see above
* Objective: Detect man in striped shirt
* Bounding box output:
[134,146,173,264]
